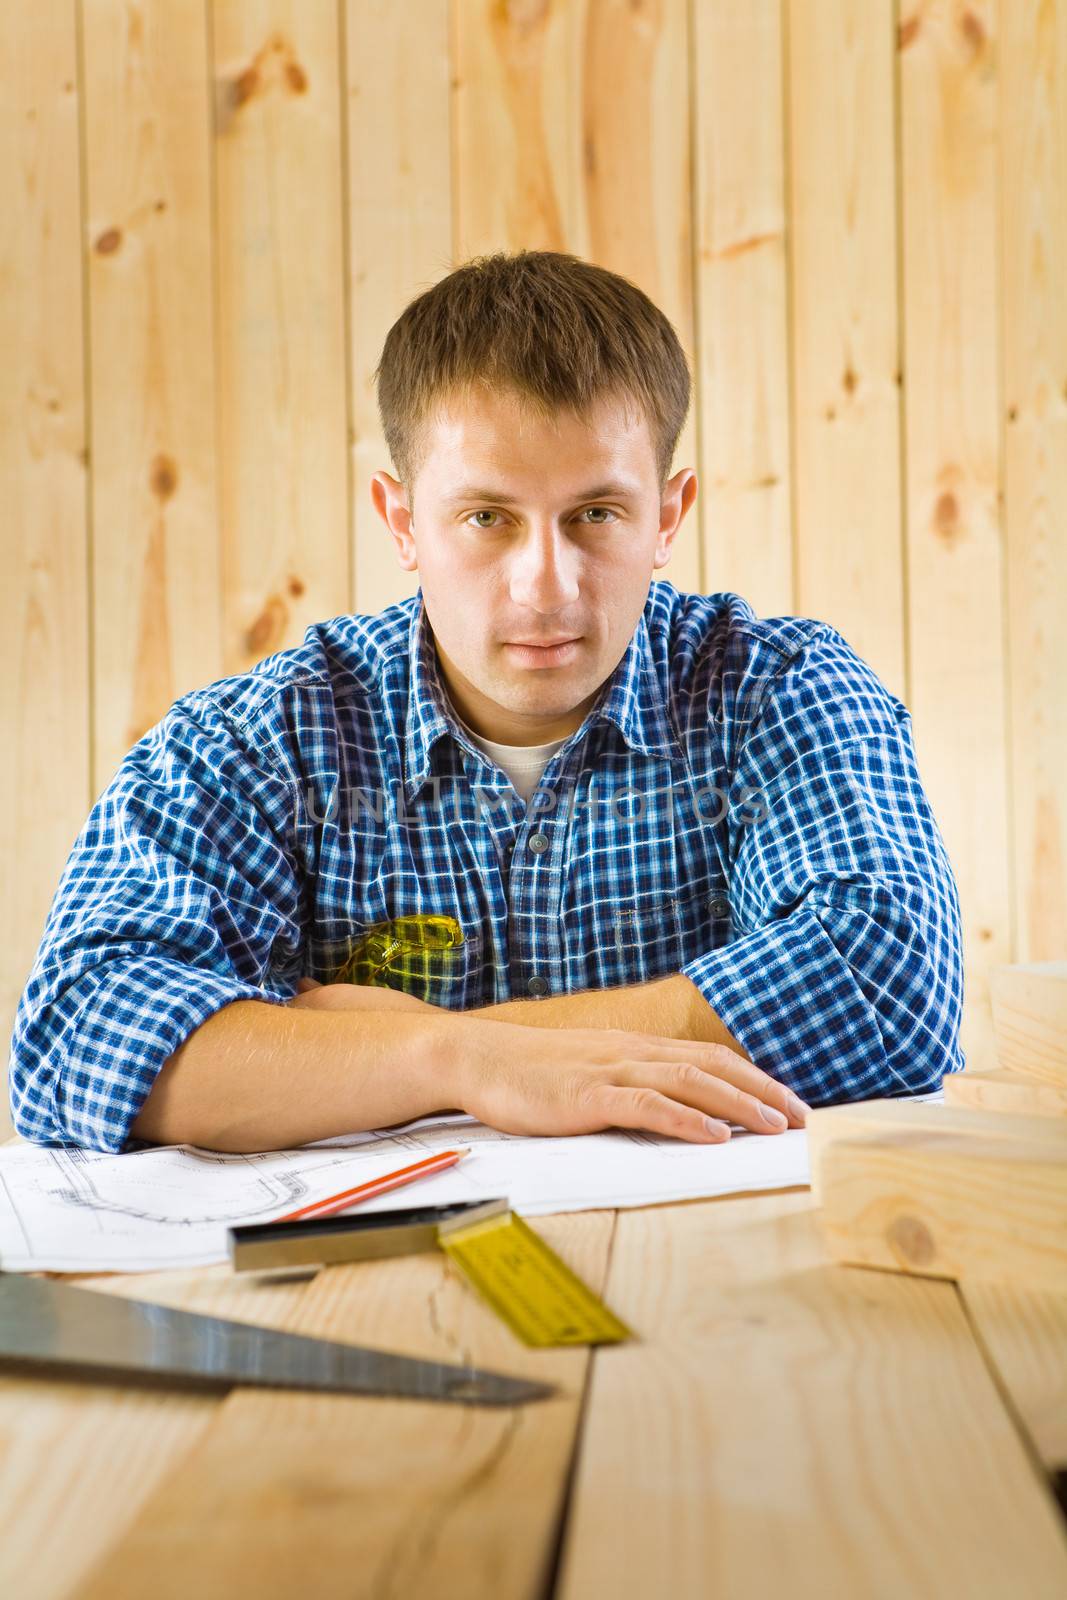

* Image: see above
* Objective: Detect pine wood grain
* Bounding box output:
[898,0,1009,1077]
[557,1191,1067,1599]
[806,1093,1067,1201]
[691,0,793,615]
[81,0,224,790]
[991,961,1067,1086]
[785,0,905,695]
[945,1064,1067,1118]
[1000,5,1067,962]
[961,1277,1067,1474]
[212,1,350,675]
[816,1128,1067,1291]
[344,0,448,617]
[0,2,91,1141]
[70,1212,614,1600]
[0,1262,313,1600]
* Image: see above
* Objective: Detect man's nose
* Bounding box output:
[507,524,581,612]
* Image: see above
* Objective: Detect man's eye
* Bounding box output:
[462,506,619,529]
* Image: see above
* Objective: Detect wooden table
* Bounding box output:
[2,1186,1066,1599]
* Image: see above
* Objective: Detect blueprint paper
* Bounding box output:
[0,1090,944,1274]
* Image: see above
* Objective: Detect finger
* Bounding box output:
[295,977,323,993]
[593,1085,732,1145]
[622,1036,809,1127]
[619,1058,796,1136]
[689,1047,809,1127]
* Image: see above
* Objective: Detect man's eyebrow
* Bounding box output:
[442,481,642,506]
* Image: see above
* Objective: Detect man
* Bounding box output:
[9,250,965,1155]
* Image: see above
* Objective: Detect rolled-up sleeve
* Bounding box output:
[9,691,305,1151]
[679,625,966,1104]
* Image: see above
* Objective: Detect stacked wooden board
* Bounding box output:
[809,962,1067,1292]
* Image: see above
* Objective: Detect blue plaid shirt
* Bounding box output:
[10,582,966,1151]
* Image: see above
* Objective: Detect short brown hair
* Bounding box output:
[374,249,690,504]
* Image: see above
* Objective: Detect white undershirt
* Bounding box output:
[453,710,568,804]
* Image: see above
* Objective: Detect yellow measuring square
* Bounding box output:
[437,1209,632,1348]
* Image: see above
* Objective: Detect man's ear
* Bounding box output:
[371,471,418,571]
[653,468,698,569]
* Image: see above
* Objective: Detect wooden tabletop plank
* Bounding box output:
[0,1264,314,1600]
[961,1279,1067,1473]
[556,1191,1067,1600]
[69,1211,614,1600]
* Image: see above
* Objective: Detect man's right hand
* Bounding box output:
[445,1016,808,1143]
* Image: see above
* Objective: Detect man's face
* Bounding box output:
[372,387,696,744]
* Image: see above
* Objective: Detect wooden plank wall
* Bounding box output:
[2,0,1065,1137]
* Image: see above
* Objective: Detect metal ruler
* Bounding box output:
[229,1199,632,1349]
[0,1271,550,1407]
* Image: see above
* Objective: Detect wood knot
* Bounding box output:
[285,61,308,94]
[887,1214,935,1268]
[286,575,306,598]
[934,491,963,547]
[960,10,985,53]
[244,593,289,656]
[898,14,921,51]
[149,454,178,501]
[504,0,551,35]
[95,227,122,255]
[232,65,259,108]
[842,366,857,396]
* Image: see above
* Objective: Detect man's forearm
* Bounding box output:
[469,973,753,1059]
[131,998,464,1152]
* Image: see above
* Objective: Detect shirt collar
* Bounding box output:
[403,588,682,802]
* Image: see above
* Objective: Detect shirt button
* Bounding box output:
[527,975,550,997]
[528,832,550,854]
[710,894,730,918]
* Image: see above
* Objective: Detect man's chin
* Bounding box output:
[488,679,602,726]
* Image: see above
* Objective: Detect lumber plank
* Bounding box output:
[0,2,91,1140]
[786,0,904,694]
[691,0,793,615]
[81,0,222,785]
[0,1263,312,1600]
[806,1094,1067,1200]
[961,1278,1067,1475]
[557,1191,1067,1599]
[991,963,1067,1087]
[899,0,1008,1078]
[71,1212,614,1600]
[999,3,1067,964]
[212,3,349,675]
[816,1129,1067,1292]
[945,1066,1067,1119]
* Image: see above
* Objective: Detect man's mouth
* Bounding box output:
[503,638,583,667]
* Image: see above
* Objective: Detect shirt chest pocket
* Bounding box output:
[329,920,486,1011]
[400,927,485,1010]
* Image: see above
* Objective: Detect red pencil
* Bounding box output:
[274,1147,469,1224]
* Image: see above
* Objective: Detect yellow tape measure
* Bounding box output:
[438,1209,632,1348]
